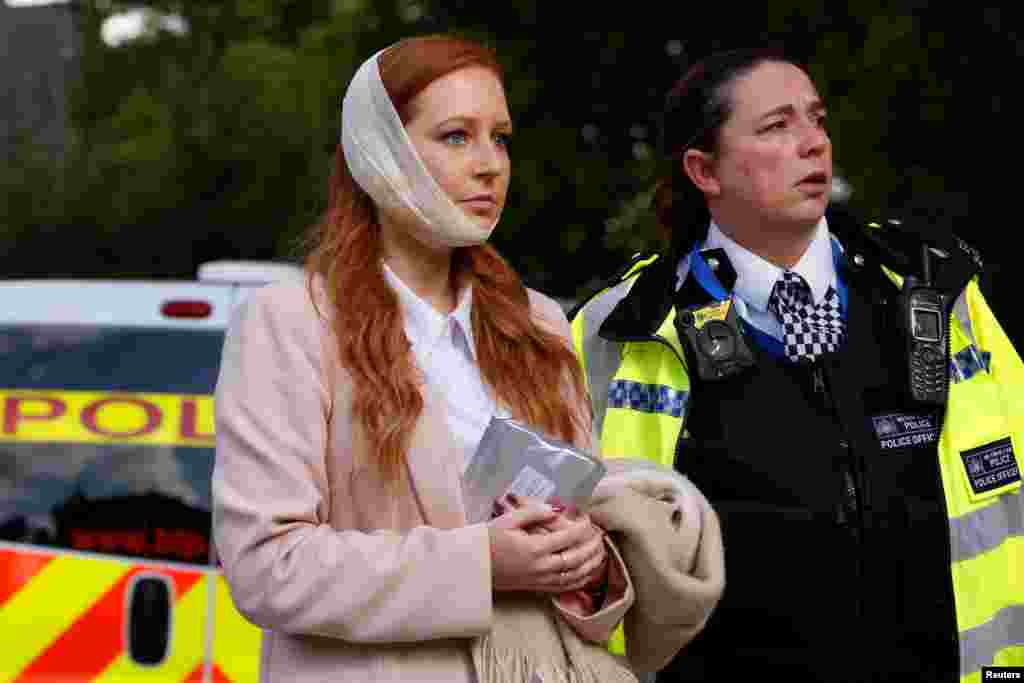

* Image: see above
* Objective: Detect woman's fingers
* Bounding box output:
[531,525,607,590]
[534,514,598,555]
[490,500,611,595]
[573,539,609,587]
[535,554,605,593]
[562,524,605,564]
[567,532,606,576]
[493,501,558,532]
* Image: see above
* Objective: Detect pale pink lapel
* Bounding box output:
[403,384,468,530]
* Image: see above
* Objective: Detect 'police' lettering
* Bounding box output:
[0,389,213,446]
[81,397,163,438]
[961,438,1022,496]
[180,399,213,440]
[3,396,67,435]
[873,411,940,450]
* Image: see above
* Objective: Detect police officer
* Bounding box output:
[571,48,1023,682]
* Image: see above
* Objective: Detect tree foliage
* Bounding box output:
[2,1,968,301]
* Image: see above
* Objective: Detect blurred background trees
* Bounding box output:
[1,1,984,323]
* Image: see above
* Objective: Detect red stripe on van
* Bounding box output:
[0,548,54,606]
[183,662,233,683]
[14,566,202,682]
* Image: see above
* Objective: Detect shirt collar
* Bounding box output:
[702,216,835,312]
[450,284,476,355]
[381,262,477,358]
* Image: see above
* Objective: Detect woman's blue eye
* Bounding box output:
[443,131,468,145]
[495,133,511,148]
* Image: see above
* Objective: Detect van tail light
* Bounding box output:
[161,300,212,319]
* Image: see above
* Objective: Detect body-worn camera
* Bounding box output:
[675,298,757,381]
[896,245,949,405]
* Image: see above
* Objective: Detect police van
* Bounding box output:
[0,261,302,682]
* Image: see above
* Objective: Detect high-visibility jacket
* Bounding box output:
[570,227,1023,682]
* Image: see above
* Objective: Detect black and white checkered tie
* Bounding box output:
[768,271,846,362]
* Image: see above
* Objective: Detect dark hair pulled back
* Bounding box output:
[654,46,801,253]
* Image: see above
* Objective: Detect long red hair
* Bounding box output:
[306,35,589,483]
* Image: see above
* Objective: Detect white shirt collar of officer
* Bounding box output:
[701,216,836,312]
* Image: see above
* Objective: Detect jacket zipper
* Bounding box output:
[815,361,865,623]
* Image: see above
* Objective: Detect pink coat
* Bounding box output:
[212,280,633,682]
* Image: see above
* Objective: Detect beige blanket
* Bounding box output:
[471,458,725,682]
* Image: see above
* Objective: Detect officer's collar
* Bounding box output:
[598,212,981,342]
[705,220,836,309]
[828,213,981,307]
[599,236,737,341]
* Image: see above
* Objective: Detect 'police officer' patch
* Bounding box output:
[871,412,939,450]
[960,438,1021,495]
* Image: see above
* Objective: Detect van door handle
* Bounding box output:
[127,574,172,666]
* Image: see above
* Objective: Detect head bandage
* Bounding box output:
[340,48,498,248]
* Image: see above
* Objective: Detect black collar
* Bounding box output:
[598,240,738,342]
[598,219,980,343]
[833,218,980,313]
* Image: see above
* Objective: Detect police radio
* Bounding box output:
[898,244,949,405]
[675,298,757,381]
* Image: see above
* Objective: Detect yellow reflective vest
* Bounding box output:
[571,250,1023,682]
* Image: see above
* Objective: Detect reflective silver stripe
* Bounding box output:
[950,490,1024,563]
[580,277,634,437]
[953,291,975,349]
[959,604,1024,676]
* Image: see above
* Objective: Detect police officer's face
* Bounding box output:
[701,61,832,234]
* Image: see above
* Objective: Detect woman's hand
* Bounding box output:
[537,508,611,614]
[488,496,608,595]
[535,508,609,588]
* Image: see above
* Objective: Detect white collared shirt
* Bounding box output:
[382,263,497,471]
[676,217,839,340]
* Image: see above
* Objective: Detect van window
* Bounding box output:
[1,324,223,394]
[0,324,224,565]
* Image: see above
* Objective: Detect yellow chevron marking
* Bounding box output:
[92,575,209,682]
[213,575,261,683]
[0,554,128,681]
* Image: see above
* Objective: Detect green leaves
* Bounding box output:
[0,1,964,297]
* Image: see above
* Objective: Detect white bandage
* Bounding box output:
[340,49,497,248]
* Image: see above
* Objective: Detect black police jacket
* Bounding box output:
[595,217,979,683]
